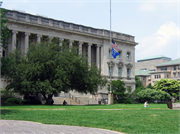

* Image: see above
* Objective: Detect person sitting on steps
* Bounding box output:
[63,100,68,105]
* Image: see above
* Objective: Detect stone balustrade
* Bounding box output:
[5,9,135,43]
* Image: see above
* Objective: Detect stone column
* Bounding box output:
[24,32,30,53]
[96,45,100,68]
[37,34,42,43]
[88,43,92,66]
[12,30,18,52]
[69,40,73,48]
[59,38,64,46]
[48,36,53,41]
[79,41,83,54]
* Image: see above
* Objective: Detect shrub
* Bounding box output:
[5,98,23,105]
[136,88,171,103]
[1,89,15,105]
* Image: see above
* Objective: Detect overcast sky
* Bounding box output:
[1,0,180,61]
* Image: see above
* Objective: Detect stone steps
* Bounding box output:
[53,97,79,105]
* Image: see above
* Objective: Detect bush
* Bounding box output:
[5,98,23,105]
[136,88,171,103]
[1,89,15,105]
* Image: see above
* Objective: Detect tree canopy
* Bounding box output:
[154,79,180,98]
[136,88,171,103]
[1,8,11,49]
[4,40,107,104]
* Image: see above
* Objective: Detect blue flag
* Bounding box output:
[111,39,119,58]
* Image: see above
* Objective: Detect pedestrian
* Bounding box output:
[63,100,68,105]
[105,99,108,104]
[144,101,149,107]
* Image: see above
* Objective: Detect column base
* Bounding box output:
[108,93,113,105]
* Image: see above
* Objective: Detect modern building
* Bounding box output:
[135,57,180,87]
[135,55,171,72]
[0,8,138,98]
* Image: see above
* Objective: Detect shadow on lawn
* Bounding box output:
[1,109,19,115]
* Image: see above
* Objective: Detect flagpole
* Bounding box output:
[110,0,112,94]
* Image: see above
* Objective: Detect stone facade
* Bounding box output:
[1,9,138,94]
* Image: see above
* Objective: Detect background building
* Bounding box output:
[135,56,180,87]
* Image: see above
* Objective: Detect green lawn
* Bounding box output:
[1,104,179,133]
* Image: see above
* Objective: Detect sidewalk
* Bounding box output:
[0,120,125,134]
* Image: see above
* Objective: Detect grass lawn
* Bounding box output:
[1,104,179,133]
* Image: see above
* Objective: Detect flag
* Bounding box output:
[111,39,119,58]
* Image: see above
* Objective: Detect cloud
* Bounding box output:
[139,1,178,12]
[140,2,156,12]
[136,21,180,60]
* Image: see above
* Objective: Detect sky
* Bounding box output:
[1,0,180,61]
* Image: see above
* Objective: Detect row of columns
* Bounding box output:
[10,30,101,68]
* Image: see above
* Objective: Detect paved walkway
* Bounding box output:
[0,120,125,134]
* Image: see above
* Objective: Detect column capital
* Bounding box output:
[37,34,42,38]
[69,39,74,43]
[25,32,30,36]
[59,38,64,41]
[79,41,83,45]
[88,43,92,46]
[12,30,18,34]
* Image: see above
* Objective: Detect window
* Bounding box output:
[154,75,156,79]
[127,68,130,78]
[127,52,130,60]
[118,51,121,59]
[157,75,158,79]
[109,66,113,76]
[159,75,161,78]
[173,73,176,78]
[173,66,176,70]
[109,49,112,58]
[167,74,168,78]
[140,68,147,71]
[3,50,6,57]
[149,69,155,71]
[178,66,180,70]
[118,67,122,77]
[161,67,167,71]
[178,72,180,78]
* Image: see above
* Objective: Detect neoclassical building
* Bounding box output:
[1,9,138,95]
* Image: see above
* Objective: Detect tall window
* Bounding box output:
[127,68,130,78]
[118,67,122,77]
[173,66,176,70]
[178,66,180,70]
[109,66,113,76]
[109,49,112,58]
[127,52,130,60]
[118,51,121,59]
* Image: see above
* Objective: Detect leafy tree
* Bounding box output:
[107,80,134,103]
[154,79,180,99]
[135,76,144,91]
[136,88,171,103]
[1,8,11,49]
[5,40,107,104]
[107,80,126,99]
[146,83,153,89]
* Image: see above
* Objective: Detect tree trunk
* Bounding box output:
[46,94,54,105]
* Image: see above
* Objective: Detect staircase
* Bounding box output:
[53,91,98,105]
[53,97,80,105]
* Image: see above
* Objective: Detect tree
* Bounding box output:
[136,88,171,103]
[107,80,127,102]
[154,79,180,99]
[5,40,107,104]
[134,76,144,93]
[146,83,153,89]
[1,8,11,49]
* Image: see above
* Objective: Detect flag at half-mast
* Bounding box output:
[111,39,120,58]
